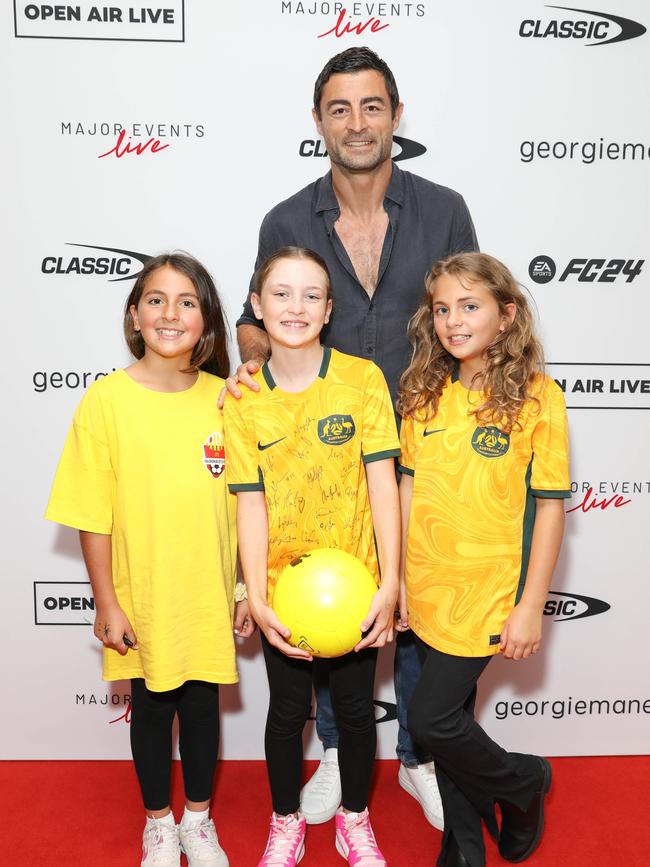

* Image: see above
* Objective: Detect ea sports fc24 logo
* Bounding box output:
[203,433,225,479]
[529,255,643,285]
[318,415,356,445]
[471,426,510,458]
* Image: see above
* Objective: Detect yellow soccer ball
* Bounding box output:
[273,548,377,658]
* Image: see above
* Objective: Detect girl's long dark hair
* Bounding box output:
[124,253,230,378]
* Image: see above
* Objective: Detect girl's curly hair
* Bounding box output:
[397,253,545,433]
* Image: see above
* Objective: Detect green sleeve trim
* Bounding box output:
[530,488,571,499]
[397,464,415,477]
[228,482,265,493]
[362,448,400,465]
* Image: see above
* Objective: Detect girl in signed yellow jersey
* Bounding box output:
[397,253,570,867]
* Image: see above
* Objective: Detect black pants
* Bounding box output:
[130,678,220,811]
[261,635,378,815]
[408,638,542,867]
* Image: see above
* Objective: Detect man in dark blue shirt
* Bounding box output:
[236,162,476,407]
[229,46,478,839]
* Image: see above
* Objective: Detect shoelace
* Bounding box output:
[264,815,303,866]
[308,759,339,796]
[420,764,443,805]
[342,813,384,865]
[145,821,178,863]
[182,818,220,855]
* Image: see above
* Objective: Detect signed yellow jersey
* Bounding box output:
[46,370,238,691]
[399,372,570,657]
[224,347,399,604]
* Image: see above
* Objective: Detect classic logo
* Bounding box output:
[203,432,225,479]
[543,591,610,621]
[299,134,426,163]
[519,6,646,46]
[318,414,356,445]
[471,426,509,458]
[529,256,643,284]
[309,699,397,724]
[42,243,151,282]
[423,427,445,437]
[34,581,94,625]
[14,1,185,42]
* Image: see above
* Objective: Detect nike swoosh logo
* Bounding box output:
[258,437,287,451]
[423,428,445,437]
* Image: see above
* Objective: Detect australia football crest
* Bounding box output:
[203,432,225,478]
[471,426,510,458]
[318,414,356,445]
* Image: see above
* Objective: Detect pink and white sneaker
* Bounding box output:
[335,808,386,866]
[141,816,180,866]
[257,812,306,866]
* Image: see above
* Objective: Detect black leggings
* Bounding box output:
[261,635,378,815]
[130,679,220,811]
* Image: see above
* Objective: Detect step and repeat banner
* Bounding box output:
[3,1,649,759]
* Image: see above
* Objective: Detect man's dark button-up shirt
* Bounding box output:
[237,163,478,406]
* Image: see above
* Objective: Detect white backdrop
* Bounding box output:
[3,0,649,759]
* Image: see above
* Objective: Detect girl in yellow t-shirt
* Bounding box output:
[46,253,254,867]
[397,253,570,867]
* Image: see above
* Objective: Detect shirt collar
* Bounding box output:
[314,162,405,214]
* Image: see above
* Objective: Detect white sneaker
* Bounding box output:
[299,747,342,824]
[179,817,229,866]
[398,762,445,830]
[141,817,181,866]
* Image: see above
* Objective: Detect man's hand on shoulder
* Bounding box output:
[218,360,263,408]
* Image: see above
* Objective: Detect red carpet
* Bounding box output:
[3,757,649,865]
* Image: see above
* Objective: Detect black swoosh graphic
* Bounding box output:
[423,428,446,437]
[546,6,647,46]
[373,700,397,724]
[549,590,611,622]
[66,243,152,282]
[393,135,427,163]
[258,437,287,451]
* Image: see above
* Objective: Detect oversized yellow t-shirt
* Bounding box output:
[45,370,238,691]
[399,372,570,657]
[224,347,399,604]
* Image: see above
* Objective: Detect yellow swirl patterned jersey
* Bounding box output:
[224,347,399,604]
[399,372,570,657]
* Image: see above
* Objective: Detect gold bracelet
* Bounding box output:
[234,583,248,603]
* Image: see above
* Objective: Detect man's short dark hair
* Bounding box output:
[313,47,400,119]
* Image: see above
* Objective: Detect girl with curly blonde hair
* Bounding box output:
[397,252,570,867]
[398,252,545,431]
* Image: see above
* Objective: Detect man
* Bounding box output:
[230,46,478,832]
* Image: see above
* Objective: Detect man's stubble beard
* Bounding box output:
[326,134,394,174]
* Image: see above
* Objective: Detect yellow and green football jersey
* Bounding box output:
[224,347,399,604]
[399,372,570,657]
